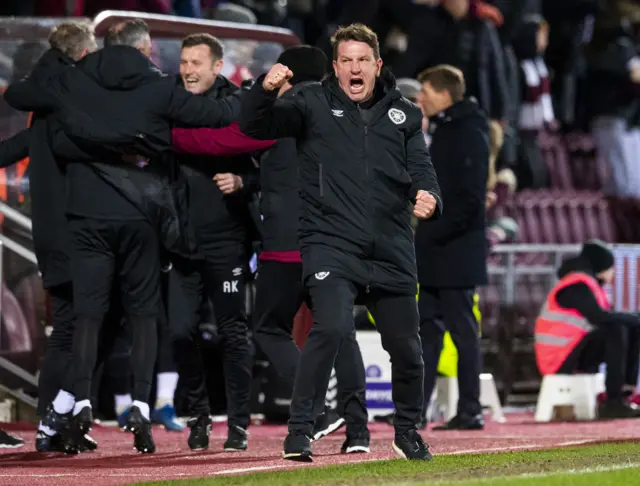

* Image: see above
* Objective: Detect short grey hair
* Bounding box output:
[104,19,150,48]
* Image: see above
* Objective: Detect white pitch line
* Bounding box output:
[212,465,288,475]
[447,444,545,455]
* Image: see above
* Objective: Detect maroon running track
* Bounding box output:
[1,414,639,486]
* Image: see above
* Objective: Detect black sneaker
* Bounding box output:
[223,425,248,452]
[61,406,93,455]
[187,415,212,451]
[81,433,98,451]
[124,406,156,453]
[41,405,70,434]
[0,429,24,448]
[312,407,345,441]
[599,398,640,419]
[392,430,433,461]
[341,429,371,454]
[432,413,484,431]
[283,431,312,462]
[36,431,60,452]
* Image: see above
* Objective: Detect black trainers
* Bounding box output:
[283,431,313,462]
[61,406,93,455]
[432,413,484,431]
[124,406,156,453]
[42,405,67,429]
[187,415,212,451]
[341,429,371,454]
[223,425,248,451]
[392,429,433,461]
[599,398,640,419]
[312,407,345,441]
[0,429,24,448]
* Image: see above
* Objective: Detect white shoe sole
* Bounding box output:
[392,441,407,459]
[312,417,345,442]
[344,445,370,454]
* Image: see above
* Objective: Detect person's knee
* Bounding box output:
[381,333,423,372]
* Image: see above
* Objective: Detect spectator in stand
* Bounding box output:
[535,240,640,419]
[512,14,554,190]
[586,8,640,198]
[415,65,488,430]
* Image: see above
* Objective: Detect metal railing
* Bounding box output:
[0,204,38,414]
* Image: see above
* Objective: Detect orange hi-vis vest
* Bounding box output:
[534,271,611,375]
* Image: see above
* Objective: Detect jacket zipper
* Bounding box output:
[364,123,373,290]
[319,162,324,197]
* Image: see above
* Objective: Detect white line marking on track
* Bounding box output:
[212,465,288,475]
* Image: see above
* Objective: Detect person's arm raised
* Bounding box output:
[239,63,306,140]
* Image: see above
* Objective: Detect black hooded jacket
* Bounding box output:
[257,81,317,254]
[555,256,640,328]
[175,74,260,251]
[3,46,239,256]
[0,48,75,287]
[240,69,442,293]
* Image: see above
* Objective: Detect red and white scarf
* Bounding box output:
[519,57,555,130]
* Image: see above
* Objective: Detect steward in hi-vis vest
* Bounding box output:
[535,239,640,419]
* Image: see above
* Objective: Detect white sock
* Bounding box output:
[115,394,133,416]
[73,399,91,416]
[52,390,75,415]
[155,372,179,409]
[132,400,150,421]
[38,422,56,437]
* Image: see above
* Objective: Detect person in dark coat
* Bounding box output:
[0,21,101,454]
[240,23,442,462]
[167,33,259,453]
[3,19,238,454]
[251,45,370,454]
[415,64,489,430]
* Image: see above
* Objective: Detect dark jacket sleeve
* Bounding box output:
[0,129,30,168]
[556,282,640,328]
[405,122,442,218]
[4,78,57,112]
[238,75,306,140]
[431,124,489,243]
[171,122,275,156]
[164,79,240,128]
[240,163,261,194]
[486,23,509,121]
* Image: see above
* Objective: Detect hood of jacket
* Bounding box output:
[77,45,164,90]
[28,47,75,81]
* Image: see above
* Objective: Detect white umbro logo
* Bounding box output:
[315,271,330,280]
[232,267,243,277]
[331,109,344,117]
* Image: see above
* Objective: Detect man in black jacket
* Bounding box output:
[415,65,488,431]
[252,45,370,454]
[3,19,238,454]
[168,33,257,452]
[240,23,442,461]
[0,21,101,453]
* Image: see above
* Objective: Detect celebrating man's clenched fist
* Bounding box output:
[263,63,294,91]
[413,190,437,220]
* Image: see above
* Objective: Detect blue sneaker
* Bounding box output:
[117,407,131,429]
[151,404,184,431]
